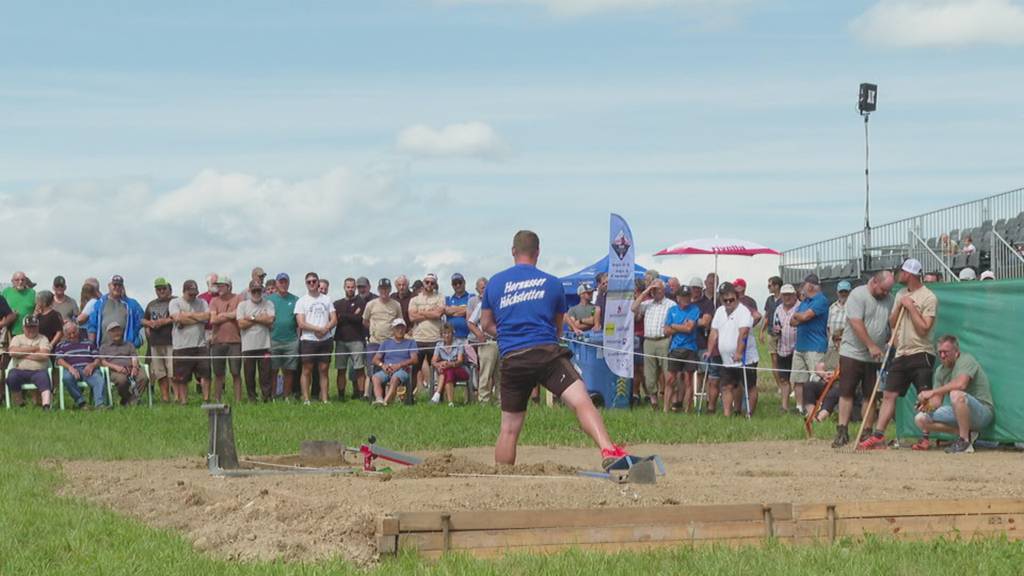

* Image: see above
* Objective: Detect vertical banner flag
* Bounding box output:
[603,213,635,378]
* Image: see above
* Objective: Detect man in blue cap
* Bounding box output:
[828,280,852,346]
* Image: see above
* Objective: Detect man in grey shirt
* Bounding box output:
[168,280,211,404]
[237,280,276,402]
[832,271,895,448]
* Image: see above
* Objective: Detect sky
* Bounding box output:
[2,0,1023,297]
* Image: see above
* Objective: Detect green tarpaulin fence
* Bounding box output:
[895,278,1024,442]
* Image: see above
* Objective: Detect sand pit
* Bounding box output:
[59,440,1024,566]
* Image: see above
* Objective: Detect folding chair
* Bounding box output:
[4,367,42,409]
[105,364,152,407]
[57,365,111,410]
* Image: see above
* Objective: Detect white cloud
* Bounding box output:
[396,122,507,159]
[414,249,466,272]
[441,0,744,17]
[851,0,1024,47]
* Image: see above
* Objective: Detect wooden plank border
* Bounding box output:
[379,498,1024,558]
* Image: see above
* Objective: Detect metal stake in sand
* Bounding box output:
[853,307,905,450]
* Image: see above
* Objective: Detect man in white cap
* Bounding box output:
[566,283,597,334]
[772,283,799,413]
[979,270,995,281]
[958,267,977,281]
[859,259,938,450]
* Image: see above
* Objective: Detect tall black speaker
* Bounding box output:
[859,83,877,113]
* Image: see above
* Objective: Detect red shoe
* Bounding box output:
[601,444,630,470]
[857,434,888,451]
[911,438,931,451]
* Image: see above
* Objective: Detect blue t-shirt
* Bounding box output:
[665,303,700,352]
[482,264,567,356]
[376,337,418,366]
[795,292,830,353]
[445,292,471,339]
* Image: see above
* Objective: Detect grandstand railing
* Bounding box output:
[781,186,1024,283]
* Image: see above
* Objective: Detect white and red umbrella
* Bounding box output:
[654,237,779,257]
[654,237,779,305]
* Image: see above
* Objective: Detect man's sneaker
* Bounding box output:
[911,438,931,451]
[431,392,441,404]
[945,437,973,454]
[601,445,630,471]
[969,431,980,450]
[303,400,311,406]
[372,399,386,407]
[831,427,850,448]
[857,434,887,451]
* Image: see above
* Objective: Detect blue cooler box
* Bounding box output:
[566,332,631,409]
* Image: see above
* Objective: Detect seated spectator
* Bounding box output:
[51,276,80,322]
[567,283,597,335]
[237,280,276,402]
[939,233,958,257]
[431,323,469,406]
[55,321,106,408]
[980,270,995,281]
[803,348,840,421]
[370,319,417,406]
[923,272,941,283]
[914,335,994,454]
[99,323,149,406]
[961,235,976,255]
[958,267,977,281]
[6,315,53,409]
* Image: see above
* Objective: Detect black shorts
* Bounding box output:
[838,355,879,399]
[173,346,210,383]
[777,354,793,380]
[499,344,580,413]
[883,352,935,397]
[667,348,698,374]
[300,339,333,366]
[416,341,438,369]
[803,379,840,413]
[720,363,758,389]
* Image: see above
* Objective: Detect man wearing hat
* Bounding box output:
[237,280,276,402]
[169,280,212,403]
[445,273,472,342]
[369,318,418,406]
[566,283,597,335]
[209,276,243,403]
[51,276,80,322]
[86,275,145,349]
[772,284,799,413]
[267,273,299,399]
[6,315,53,409]
[788,274,830,416]
[828,280,852,347]
[688,276,718,412]
[664,286,700,412]
[831,271,894,447]
[143,277,175,402]
[99,321,149,406]
[363,279,402,397]
[859,259,938,450]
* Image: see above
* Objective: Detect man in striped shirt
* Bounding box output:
[632,279,675,408]
[772,284,799,413]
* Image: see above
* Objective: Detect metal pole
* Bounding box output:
[863,112,871,251]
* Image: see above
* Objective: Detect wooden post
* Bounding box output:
[203,403,239,470]
[827,505,837,543]
[378,515,399,555]
[763,505,775,538]
[441,513,452,553]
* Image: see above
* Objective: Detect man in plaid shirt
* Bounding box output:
[828,280,851,346]
[772,284,799,412]
[632,279,675,407]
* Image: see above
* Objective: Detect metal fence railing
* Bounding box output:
[781,186,1024,282]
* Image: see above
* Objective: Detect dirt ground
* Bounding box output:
[59,440,1024,566]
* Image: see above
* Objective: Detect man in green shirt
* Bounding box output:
[267,273,299,399]
[914,334,994,454]
[3,271,37,336]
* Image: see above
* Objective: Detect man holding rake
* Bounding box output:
[858,259,937,451]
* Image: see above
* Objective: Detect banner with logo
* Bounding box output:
[603,213,635,378]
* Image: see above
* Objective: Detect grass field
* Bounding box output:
[3,396,1024,575]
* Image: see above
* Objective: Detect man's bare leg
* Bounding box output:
[706,377,720,413]
[300,363,312,402]
[872,391,899,434]
[318,364,330,402]
[495,410,527,465]
[560,380,615,449]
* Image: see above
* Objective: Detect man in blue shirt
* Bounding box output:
[789,274,830,416]
[480,230,627,469]
[664,289,700,413]
[444,273,471,342]
[369,318,418,406]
